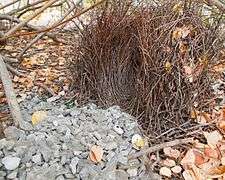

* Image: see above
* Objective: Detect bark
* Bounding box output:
[0,55,22,127]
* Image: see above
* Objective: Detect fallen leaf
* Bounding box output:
[204,147,219,159]
[165,61,172,72]
[172,2,183,14]
[162,158,176,167]
[89,145,103,163]
[31,111,48,125]
[131,134,145,150]
[181,149,205,168]
[221,157,225,165]
[196,112,212,124]
[171,165,182,174]
[163,147,180,159]
[203,131,222,148]
[172,27,183,40]
[208,165,225,176]
[159,167,172,178]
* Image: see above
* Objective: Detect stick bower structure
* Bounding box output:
[70,0,224,140]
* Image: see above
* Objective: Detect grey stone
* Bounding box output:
[19,121,33,131]
[4,126,26,140]
[7,170,18,179]
[56,175,65,180]
[64,173,75,179]
[0,138,7,149]
[113,125,124,135]
[2,156,21,170]
[32,153,42,164]
[69,157,79,174]
[127,168,138,177]
[0,171,6,177]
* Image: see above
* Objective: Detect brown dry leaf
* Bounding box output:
[181,149,205,168]
[196,112,212,124]
[172,2,183,14]
[199,157,221,173]
[89,145,103,163]
[204,146,219,159]
[203,131,222,148]
[179,42,189,55]
[159,166,172,178]
[172,27,183,40]
[208,165,225,176]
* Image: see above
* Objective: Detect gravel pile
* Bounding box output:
[0,97,159,180]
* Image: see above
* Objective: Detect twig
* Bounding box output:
[0,54,23,127]
[5,63,26,77]
[0,14,59,42]
[7,0,48,15]
[128,138,194,159]
[17,2,77,59]
[34,82,56,96]
[0,0,20,11]
[4,0,59,38]
[17,1,66,18]
[204,0,225,12]
[0,0,106,40]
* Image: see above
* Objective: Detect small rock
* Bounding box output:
[171,165,182,174]
[127,168,138,177]
[70,157,79,174]
[0,171,6,177]
[2,156,21,170]
[32,153,42,164]
[7,170,17,179]
[159,167,172,178]
[64,173,75,179]
[162,158,176,167]
[113,125,124,135]
[56,175,65,180]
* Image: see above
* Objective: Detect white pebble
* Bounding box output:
[2,156,21,170]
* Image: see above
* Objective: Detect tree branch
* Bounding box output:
[0,55,23,127]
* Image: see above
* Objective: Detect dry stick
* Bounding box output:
[0,55,22,127]
[0,0,20,11]
[0,14,59,42]
[128,137,194,159]
[5,63,26,77]
[1,0,106,40]
[17,2,77,59]
[4,0,59,38]
[7,0,48,15]
[18,1,66,18]
[204,0,225,12]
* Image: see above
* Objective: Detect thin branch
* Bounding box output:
[7,0,48,15]
[0,0,20,11]
[0,54,23,127]
[0,14,59,42]
[4,0,59,38]
[17,1,76,59]
[128,138,194,159]
[204,0,225,12]
[5,63,26,77]
[0,0,106,40]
